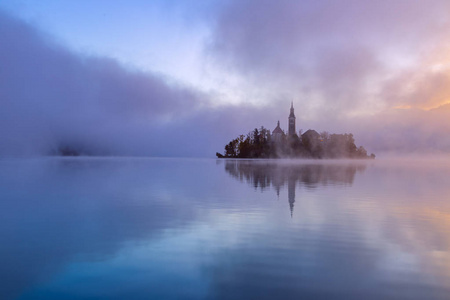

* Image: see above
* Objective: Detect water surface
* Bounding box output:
[1,157,450,299]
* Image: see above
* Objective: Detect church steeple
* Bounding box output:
[288,102,296,136]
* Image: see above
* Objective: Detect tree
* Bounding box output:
[238,135,251,158]
[346,134,357,157]
[218,125,374,159]
[224,139,238,157]
[356,146,367,158]
[289,134,302,157]
[320,131,329,142]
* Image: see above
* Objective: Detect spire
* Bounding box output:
[277,120,280,127]
[289,102,295,118]
[288,101,296,136]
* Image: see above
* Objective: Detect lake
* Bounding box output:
[1,157,450,299]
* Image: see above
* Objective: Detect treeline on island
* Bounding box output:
[216,127,375,159]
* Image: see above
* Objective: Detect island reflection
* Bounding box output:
[223,160,367,216]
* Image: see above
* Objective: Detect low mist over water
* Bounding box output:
[2,157,450,299]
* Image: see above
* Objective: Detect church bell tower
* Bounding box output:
[288,102,296,136]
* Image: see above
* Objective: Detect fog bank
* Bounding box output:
[2,6,450,158]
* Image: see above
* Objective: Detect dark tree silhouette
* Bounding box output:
[217,126,374,159]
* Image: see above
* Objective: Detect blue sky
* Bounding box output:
[0,0,258,108]
[1,0,450,156]
[0,1,212,84]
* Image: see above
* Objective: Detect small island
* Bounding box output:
[216,103,375,159]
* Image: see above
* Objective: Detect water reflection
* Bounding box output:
[3,158,450,299]
[224,160,367,216]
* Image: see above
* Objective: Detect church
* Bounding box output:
[218,101,373,159]
[271,102,296,142]
[217,101,373,159]
[272,102,296,140]
[272,102,320,144]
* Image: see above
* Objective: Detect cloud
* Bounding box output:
[0,9,237,157]
[202,0,450,154]
[0,8,306,158]
[381,67,450,110]
[208,0,450,114]
[2,2,450,158]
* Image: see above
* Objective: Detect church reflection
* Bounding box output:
[223,161,367,217]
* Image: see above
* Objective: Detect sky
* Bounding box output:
[1,0,450,157]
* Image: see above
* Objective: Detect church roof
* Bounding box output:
[302,129,319,138]
[272,121,284,134]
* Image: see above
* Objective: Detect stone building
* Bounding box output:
[272,102,297,141]
[271,120,284,143]
[288,101,296,136]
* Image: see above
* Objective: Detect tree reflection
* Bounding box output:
[224,160,367,216]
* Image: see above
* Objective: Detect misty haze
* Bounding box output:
[2,1,450,299]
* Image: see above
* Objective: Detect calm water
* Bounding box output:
[1,157,450,299]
